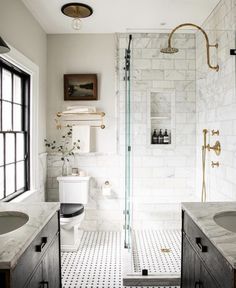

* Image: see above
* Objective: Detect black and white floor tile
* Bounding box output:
[61,231,180,288]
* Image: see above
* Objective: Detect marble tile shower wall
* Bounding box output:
[195,0,236,201]
[118,33,197,229]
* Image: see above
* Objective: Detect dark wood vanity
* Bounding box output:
[181,210,236,288]
[0,211,61,288]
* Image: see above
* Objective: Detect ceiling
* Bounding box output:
[22,0,220,34]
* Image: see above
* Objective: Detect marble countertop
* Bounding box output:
[0,202,60,269]
[182,202,236,269]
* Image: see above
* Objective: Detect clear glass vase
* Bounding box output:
[62,159,70,176]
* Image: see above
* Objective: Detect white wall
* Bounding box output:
[0,0,47,201]
[47,34,116,153]
[196,0,236,201]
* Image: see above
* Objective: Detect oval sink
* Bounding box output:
[213,211,236,233]
[0,211,29,235]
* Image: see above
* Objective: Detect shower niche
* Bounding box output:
[148,89,175,147]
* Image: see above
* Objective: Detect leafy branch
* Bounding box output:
[44,127,80,161]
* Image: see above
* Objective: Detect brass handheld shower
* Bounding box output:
[160,23,219,71]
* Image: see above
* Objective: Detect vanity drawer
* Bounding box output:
[11,212,59,288]
[183,211,234,288]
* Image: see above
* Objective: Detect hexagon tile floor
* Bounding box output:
[61,230,181,288]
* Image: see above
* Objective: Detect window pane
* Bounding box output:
[13,75,22,104]
[0,134,3,166]
[16,161,25,191]
[2,101,12,131]
[16,133,24,161]
[13,104,22,131]
[6,164,15,196]
[6,133,15,164]
[2,69,12,101]
[0,167,3,199]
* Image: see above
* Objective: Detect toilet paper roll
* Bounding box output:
[102,181,112,196]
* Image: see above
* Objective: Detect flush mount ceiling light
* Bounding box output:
[61,2,93,31]
[0,37,10,54]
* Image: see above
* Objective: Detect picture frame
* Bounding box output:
[64,74,98,101]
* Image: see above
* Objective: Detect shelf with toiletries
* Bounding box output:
[148,89,175,148]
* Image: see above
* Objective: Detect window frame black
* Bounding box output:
[0,57,30,202]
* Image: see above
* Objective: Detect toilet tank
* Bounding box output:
[57,176,90,204]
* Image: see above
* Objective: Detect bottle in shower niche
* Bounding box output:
[158,129,164,144]
[163,129,169,144]
[152,129,158,144]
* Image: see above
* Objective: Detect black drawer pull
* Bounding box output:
[40,280,49,288]
[36,237,48,252]
[195,281,202,288]
[196,237,208,252]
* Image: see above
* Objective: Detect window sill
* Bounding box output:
[10,189,38,203]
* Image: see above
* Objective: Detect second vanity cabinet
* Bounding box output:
[0,211,61,288]
[181,210,235,288]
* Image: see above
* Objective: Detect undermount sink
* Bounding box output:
[213,211,236,233]
[0,211,29,235]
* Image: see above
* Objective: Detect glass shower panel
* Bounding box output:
[124,35,132,250]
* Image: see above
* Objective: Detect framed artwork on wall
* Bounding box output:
[64,74,98,101]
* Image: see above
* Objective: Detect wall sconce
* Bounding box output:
[61,2,93,31]
[0,37,10,54]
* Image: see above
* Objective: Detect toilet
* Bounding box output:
[57,175,90,251]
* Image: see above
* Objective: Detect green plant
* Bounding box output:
[44,127,80,161]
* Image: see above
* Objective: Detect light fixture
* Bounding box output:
[0,37,10,54]
[160,23,219,71]
[61,2,93,31]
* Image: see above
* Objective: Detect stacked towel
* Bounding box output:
[66,106,96,113]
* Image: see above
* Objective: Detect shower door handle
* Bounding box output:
[196,237,208,252]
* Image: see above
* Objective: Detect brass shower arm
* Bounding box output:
[167,23,219,71]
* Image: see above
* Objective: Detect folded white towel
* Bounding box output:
[66,106,96,112]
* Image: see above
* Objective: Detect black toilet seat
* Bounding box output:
[60,203,84,218]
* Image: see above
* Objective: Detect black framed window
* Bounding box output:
[0,58,30,201]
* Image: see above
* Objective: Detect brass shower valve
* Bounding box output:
[211,161,219,168]
[206,141,221,156]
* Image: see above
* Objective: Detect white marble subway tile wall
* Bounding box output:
[196,0,236,202]
[118,33,197,229]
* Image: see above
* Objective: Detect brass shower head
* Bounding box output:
[160,23,219,71]
[160,46,179,54]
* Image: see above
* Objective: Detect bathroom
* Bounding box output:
[0,0,236,287]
